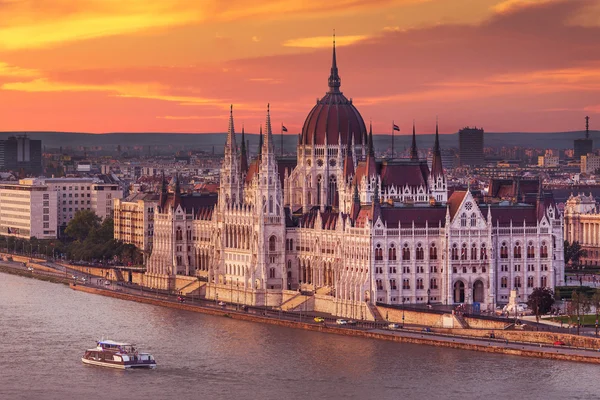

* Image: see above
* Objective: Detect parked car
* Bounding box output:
[104,280,111,286]
[553,340,566,346]
[314,317,325,323]
[27,266,34,272]
[336,319,348,325]
[218,301,226,306]
[388,323,401,329]
[347,320,357,325]
[422,327,432,333]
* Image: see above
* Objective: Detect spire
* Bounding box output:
[240,125,249,174]
[372,179,381,223]
[263,103,274,155]
[410,120,418,161]
[365,121,377,177]
[431,117,444,178]
[258,125,263,160]
[328,31,341,93]
[226,104,237,154]
[173,173,181,208]
[351,184,361,224]
[343,124,355,179]
[159,170,167,209]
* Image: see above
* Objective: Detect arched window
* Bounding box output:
[500,242,508,259]
[430,278,438,289]
[527,241,535,259]
[470,213,477,227]
[480,243,487,260]
[375,244,383,261]
[430,243,437,260]
[451,244,459,261]
[471,243,477,260]
[416,278,424,290]
[501,276,508,288]
[527,276,534,288]
[514,276,521,288]
[460,213,467,227]
[390,279,397,290]
[269,236,276,252]
[541,276,547,287]
[328,175,337,205]
[402,244,410,261]
[461,243,467,260]
[514,242,522,259]
[388,243,396,261]
[269,196,273,213]
[316,175,322,205]
[416,243,424,260]
[176,227,183,241]
[540,241,548,258]
[376,279,383,290]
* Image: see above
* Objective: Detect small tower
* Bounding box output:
[410,120,418,161]
[428,118,447,203]
[219,105,242,209]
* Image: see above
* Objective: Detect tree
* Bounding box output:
[570,290,591,335]
[564,241,587,268]
[527,287,555,323]
[591,291,600,337]
[64,210,101,242]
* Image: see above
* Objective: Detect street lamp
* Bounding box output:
[236,278,239,310]
[402,297,406,328]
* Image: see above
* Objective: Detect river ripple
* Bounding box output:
[0,273,598,400]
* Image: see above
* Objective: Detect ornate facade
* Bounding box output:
[145,44,565,318]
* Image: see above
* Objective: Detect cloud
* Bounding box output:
[283,35,370,48]
[492,0,555,14]
[0,62,39,77]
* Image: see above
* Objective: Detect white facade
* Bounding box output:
[580,153,600,174]
[538,155,559,168]
[0,179,58,239]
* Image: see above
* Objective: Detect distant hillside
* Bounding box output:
[0,130,597,154]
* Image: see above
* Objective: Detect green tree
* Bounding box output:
[570,290,591,335]
[591,291,600,337]
[564,241,587,268]
[527,287,555,323]
[64,210,101,242]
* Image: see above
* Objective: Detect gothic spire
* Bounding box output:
[372,179,381,223]
[159,169,167,209]
[343,124,354,179]
[173,173,181,208]
[240,125,249,174]
[351,183,361,225]
[328,32,341,93]
[366,121,377,177]
[258,125,263,160]
[226,104,237,154]
[431,117,444,178]
[263,103,274,155]
[410,120,418,161]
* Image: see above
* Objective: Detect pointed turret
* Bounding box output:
[159,170,167,209]
[350,184,361,225]
[343,125,354,180]
[173,173,181,209]
[328,32,341,93]
[258,125,263,160]
[431,118,444,177]
[410,120,418,161]
[263,103,275,155]
[225,104,237,154]
[372,179,381,223]
[240,125,249,174]
[365,122,377,177]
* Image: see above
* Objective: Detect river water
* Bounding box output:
[1,273,598,400]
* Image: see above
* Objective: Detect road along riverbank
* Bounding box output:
[69,283,600,365]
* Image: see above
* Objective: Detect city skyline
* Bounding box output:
[0,0,599,134]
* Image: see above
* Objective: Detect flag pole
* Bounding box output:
[391,120,394,159]
[281,123,284,157]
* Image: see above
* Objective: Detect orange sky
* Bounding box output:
[0,0,599,134]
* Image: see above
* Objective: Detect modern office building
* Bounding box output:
[458,127,484,167]
[0,179,58,239]
[580,153,600,174]
[0,135,43,175]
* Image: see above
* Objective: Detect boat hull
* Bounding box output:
[81,357,156,369]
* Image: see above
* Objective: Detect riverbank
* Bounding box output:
[69,283,600,365]
[0,264,70,286]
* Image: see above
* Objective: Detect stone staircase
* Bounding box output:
[113,269,125,282]
[454,313,470,328]
[315,286,332,296]
[367,302,386,322]
[177,279,202,295]
[280,294,311,311]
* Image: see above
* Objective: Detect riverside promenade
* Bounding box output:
[3,259,600,364]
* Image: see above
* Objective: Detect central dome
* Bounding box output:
[300,42,367,146]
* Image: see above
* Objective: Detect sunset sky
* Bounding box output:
[0,0,599,134]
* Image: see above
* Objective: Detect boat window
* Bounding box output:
[113,355,122,362]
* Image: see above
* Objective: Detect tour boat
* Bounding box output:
[81,340,156,369]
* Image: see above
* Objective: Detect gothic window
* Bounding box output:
[416,278,424,290]
[416,243,424,260]
[471,243,477,260]
[176,227,183,241]
[527,241,535,259]
[328,175,337,205]
[514,242,522,259]
[430,278,438,289]
[501,277,508,288]
[390,279,397,290]
[269,236,276,252]
[388,243,396,261]
[500,242,508,259]
[269,196,273,213]
[402,279,410,290]
[470,213,477,227]
[460,213,467,227]
[540,242,548,258]
[480,243,487,260]
[316,175,322,205]
[541,276,547,287]
[269,268,276,278]
[375,244,383,261]
[461,243,467,260]
[376,279,383,290]
[402,244,410,261]
[430,243,437,260]
[527,276,534,288]
[451,244,459,261]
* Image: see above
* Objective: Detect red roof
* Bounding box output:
[447,191,467,219]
